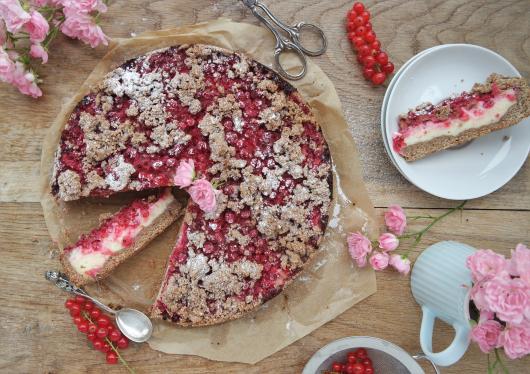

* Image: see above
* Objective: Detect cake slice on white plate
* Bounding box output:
[60,189,183,286]
[393,73,530,161]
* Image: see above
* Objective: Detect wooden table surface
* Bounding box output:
[1,0,529,373]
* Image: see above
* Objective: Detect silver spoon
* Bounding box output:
[45,271,153,343]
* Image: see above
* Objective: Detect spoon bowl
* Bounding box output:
[116,308,154,343]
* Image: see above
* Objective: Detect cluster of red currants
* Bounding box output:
[65,296,130,366]
[325,348,375,374]
[346,2,394,85]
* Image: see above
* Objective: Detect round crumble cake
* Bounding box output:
[51,44,333,326]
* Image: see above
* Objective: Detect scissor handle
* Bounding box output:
[274,42,307,81]
[290,22,327,57]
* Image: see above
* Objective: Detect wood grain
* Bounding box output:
[0,0,529,373]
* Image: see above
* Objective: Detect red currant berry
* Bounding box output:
[65,299,76,309]
[344,364,356,374]
[354,26,367,37]
[88,323,97,334]
[362,358,372,366]
[348,32,357,42]
[331,362,343,372]
[78,321,89,333]
[352,36,365,49]
[109,329,122,342]
[96,327,109,339]
[352,362,365,373]
[364,22,372,31]
[363,67,375,80]
[352,2,365,15]
[370,40,381,51]
[352,16,364,28]
[89,308,102,319]
[117,337,129,349]
[347,10,357,22]
[382,61,395,74]
[93,339,104,351]
[106,351,118,365]
[355,348,368,359]
[376,51,389,65]
[358,44,371,56]
[372,72,386,85]
[356,53,364,64]
[107,324,115,332]
[101,342,111,353]
[75,295,86,304]
[363,31,376,43]
[69,304,81,317]
[87,332,97,341]
[72,315,84,325]
[97,315,111,327]
[362,55,376,68]
[360,10,370,23]
[83,301,94,311]
[347,351,357,360]
[364,367,374,374]
[347,22,356,32]
[347,354,358,364]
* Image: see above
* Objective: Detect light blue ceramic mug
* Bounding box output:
[411,241,476,367]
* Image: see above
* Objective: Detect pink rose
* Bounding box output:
[484,277,529,325]
[188,179,217,213]
[466,249,508,282]
[470,319,503,353]
[62,0,107,14]
[60,11,108,48]
[369,251,390,271]
[0,0,30,33]
[173,159,195,188]
[4,61,42,97]
[347,232,372,268]
[29,43,48,63]
[384,205,407,235]
[0,47,15,78]
[470,280,491,312]
[510,243,530,285]
[25,10,49,42]
[378,232,399,252]
[498,322,530,359]
[389,254,411,275]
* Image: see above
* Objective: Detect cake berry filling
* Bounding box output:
[393,84,518,154]
[62,189,177,281]
[52,45,332,326]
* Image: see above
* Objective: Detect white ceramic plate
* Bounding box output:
[383,44,530,200]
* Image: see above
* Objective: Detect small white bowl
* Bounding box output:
[302,336,426,374]
[383,44,530,200]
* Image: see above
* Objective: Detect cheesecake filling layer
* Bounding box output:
[67,189,175,277]
[393,88,517,153]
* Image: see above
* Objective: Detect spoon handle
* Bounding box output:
[45,270,116,315]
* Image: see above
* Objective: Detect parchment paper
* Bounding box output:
[40,19,377,364]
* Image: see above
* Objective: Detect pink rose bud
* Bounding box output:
[470,320,503,353]
[369,251,390,271]
[466,249,508,283]
[347,232,372,268]
[188,179,217,213]
[384,205,407,235]
[26,10,49,42]
[173,159,195,188]
[510,243,530,285]
[29,43,48,63]
[498,322,530,360]
[484,277,529,325]
[378,232,399,252]
[389,254,411,275]
[0,0,31,33]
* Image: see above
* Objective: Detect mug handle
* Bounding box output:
[419,306,470,367]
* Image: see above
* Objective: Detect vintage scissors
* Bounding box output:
[241,0,327,80]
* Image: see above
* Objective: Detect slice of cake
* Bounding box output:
[392,74,530,161]
[60,189,183,286]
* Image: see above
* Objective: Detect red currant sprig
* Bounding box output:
[325,348,375,374]
[64,296,134,372]
[346,2,395,86]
